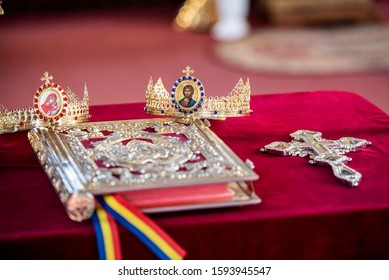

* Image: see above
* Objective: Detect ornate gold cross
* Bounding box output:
[182,66,194,77]
[261,130,371,187]
[41,71,53,84]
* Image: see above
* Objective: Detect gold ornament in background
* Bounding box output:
[173,0,217,31]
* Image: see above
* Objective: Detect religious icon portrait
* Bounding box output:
[179,84,196,108]
[175,81,200,110]
[38,89,62,117]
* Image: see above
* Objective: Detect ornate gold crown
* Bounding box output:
[144,66,252,119]
[0,72,90,134]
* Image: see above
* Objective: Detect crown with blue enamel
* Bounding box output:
[145,66,252,119]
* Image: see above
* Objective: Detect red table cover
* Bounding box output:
[1,91,389,259]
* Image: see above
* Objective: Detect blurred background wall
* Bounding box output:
[1,0,389,113]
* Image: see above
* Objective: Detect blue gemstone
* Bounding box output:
[201,92,204,96]
[197,82,201,86]
[175,105,178,108]
[174,83,178,86]
[172,99,176,103]
[214,110,218,114]
[177,78,181,82]
[171,94,175,97]
[183,76,187,80]
[194,78,197,82]
[200,98,204,102]
[342,169,352,175]
[239,110,243,114]
[194,108,198,111]
[179,109,182,112]
[172,88,175,92]
[198,104,201,107]
[161,110,165,114]
[188,76,192,80]
[183,110,187,114]
[189,110,193,114]
[200,87,203,90]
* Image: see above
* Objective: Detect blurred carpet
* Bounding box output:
[214,24,389,74]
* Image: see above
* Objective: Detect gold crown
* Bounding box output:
[144,66,252,120]
[0,72,90,134]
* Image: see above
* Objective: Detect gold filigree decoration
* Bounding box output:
[0,72,90,134]
[144,66,252,120]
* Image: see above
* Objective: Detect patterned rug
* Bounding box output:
[214,24,389,74]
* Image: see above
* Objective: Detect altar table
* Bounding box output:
[1,91,389,259]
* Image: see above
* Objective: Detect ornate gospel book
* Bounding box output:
[28,117,259,221]
[25,67,260,221]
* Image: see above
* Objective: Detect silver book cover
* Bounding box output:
[28,117,260,221]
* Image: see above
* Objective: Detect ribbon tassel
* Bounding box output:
[93,194,186,260]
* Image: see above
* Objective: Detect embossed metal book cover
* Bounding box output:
[28,117,260,219]
[20,67,260,221]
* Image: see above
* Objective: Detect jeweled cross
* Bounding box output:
[41,71,53,84]
[260,130,372,187]
[182,66,194,77]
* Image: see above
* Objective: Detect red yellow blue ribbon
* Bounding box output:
[94,194,186,260]
[91,205,122,260]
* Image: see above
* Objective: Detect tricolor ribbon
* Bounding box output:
[92,194,186,260]
[92,206,122,260]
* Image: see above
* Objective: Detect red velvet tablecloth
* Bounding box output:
[1,91,389,259]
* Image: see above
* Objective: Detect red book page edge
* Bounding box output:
[119,183,235,209]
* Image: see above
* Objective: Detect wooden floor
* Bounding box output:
[1,3,389,113]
